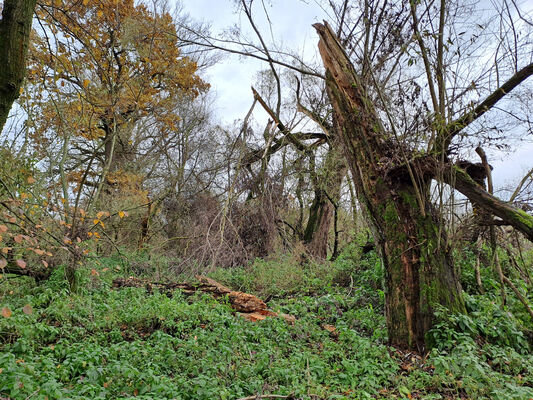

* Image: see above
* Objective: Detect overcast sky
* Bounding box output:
[183,0,326,124]
[182,1,531,192]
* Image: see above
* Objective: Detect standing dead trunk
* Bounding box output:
[304,146,346,259]
[0,0,37,133]
[315,22,465,351]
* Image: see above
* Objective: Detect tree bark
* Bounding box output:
[315,22,465,351]
[0,0,37,133]
[446,166,533,242]
[304,146,346,259]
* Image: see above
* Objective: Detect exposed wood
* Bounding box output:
[113,275,266,312]
[112,275,295,323]
[304,145,346,259]
[314,21,465,351]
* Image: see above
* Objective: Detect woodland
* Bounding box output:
[0,0,533,399]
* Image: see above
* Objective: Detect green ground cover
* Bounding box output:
[0,248,532,399]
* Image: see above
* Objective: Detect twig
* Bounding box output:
[503,276,533,321]
[236,395,291,400]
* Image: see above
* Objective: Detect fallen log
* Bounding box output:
[112,275,294,323]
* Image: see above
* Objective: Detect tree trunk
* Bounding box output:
[304,147,346,259]
[315,22,465,351]
[0,0,37,133]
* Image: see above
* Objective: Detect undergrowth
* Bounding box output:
[0,247,531,399]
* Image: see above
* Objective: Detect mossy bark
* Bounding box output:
[315,22,465,350]
[304,146,346,259]
[380,186,464,350]
[0,0,37,132]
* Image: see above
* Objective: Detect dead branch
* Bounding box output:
[112,275,295,324]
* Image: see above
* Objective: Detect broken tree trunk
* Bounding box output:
[113,275,267,312]
[304,145,347,259]
[314,22,465,351]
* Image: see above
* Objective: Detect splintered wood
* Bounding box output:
[112,275,294,323]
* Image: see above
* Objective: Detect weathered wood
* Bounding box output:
[112,275,299,321]
[304,145,346,259]
[314,21,465,351]
[447,166,533,242]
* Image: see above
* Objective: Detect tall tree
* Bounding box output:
[23,0,208,214]
[0,0,37,133]
[315,12,533,350]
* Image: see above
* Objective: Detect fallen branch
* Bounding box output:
[112,275,295,323]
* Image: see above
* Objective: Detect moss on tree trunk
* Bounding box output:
[315,22,465,350]
[380,185,464,349]
[304,146,346,259]
[0,0,37,132]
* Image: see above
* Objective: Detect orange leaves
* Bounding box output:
[92,219,105,229]
[25,0,208,153]
[88,231,100,239]
[1,305,33,318]
[0,225,7,233]
[2,307,12,318]
[16,260,27,269]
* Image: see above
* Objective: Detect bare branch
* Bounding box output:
[441,62,533,152]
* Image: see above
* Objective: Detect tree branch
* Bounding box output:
[445,166,533,242]
[441,62,533,152]
[251,86,308,152]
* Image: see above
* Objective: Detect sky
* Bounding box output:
[183,0,327,124]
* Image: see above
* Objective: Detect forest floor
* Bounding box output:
[0,248,532,399]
